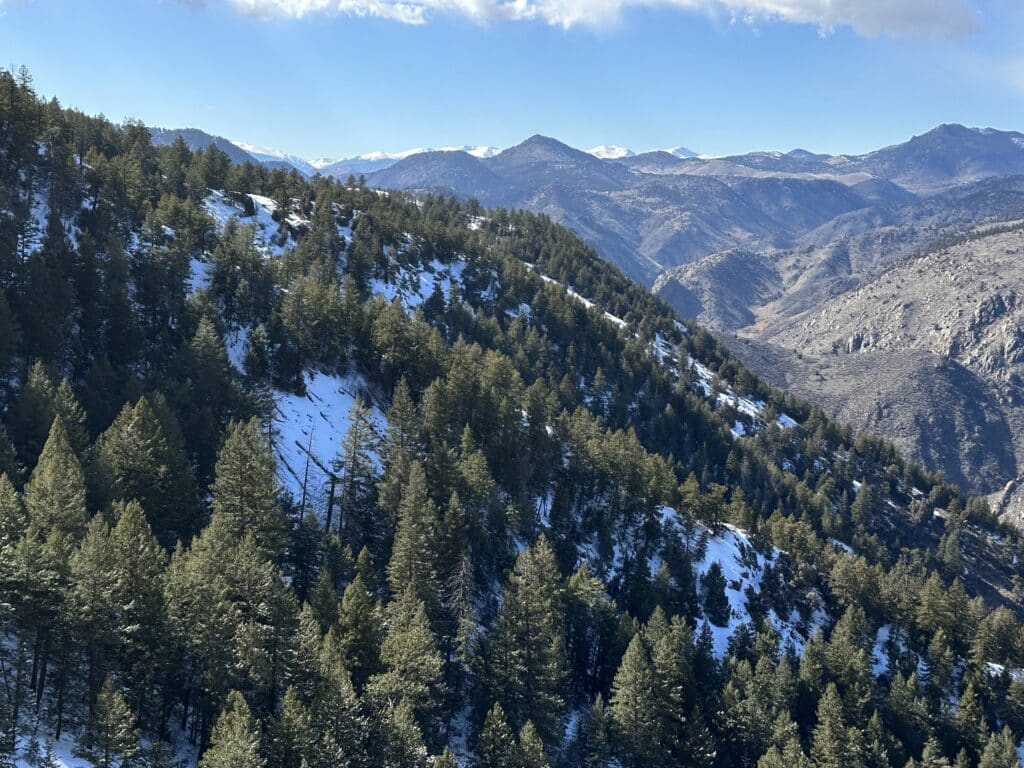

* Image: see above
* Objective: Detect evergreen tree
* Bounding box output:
[700,562,730,627]
[199,691,265,768]
[954,680,986,762]
[268,687,314,768]
[920,737,951,768]
[381,699,428,768]
[810,683,861,768]
[23,415,89,538]
[486,535,566,744]
[92,395,197,544]
[336,574,383,689]
[478,703,517,768]
[76,677,141,768]
[330,396,379,546]
[367,587,444,727]
[977,727,1018,768]
[386,461,441,613]
[311,632,370,768]
[609,634,662,767]
[516,721,550,768]
[582,695,612,768]
[211,418,284,556]
[10,361,57,467]
[0,473,26,549]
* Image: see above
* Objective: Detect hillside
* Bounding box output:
[736,222,1024,513]
[3,71,1024,768]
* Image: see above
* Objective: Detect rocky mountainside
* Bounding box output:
[742,222,1024,514]
[149,123,1024,520]
[649,175,1024,505]
[367,136,897,284]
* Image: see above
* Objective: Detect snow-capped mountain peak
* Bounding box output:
[355,145,500,160]
[587,144,635,160]
[231,140,317,175]
[665,145,698,159]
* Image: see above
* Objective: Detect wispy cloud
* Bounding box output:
[211,0,980,38]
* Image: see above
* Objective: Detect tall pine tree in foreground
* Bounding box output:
[200,691,265,768]
[211,417,284,556]
[609,632,662,768]
[23,415,88,539]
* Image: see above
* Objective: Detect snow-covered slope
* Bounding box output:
[273,372,386,502]
[663,515,826,658]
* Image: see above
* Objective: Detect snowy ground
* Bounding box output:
[370,257,466,313]
[203,190,307,257]
[273,371,386,504]
[650,510,824,659]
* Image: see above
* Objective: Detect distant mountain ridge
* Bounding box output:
[149,119,1024,532]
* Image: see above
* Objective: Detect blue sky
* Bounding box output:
[1,0,1022,159]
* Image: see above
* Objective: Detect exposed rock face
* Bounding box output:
[712,223,1024,522]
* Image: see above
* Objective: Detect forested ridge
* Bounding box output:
[2,67,1024,767]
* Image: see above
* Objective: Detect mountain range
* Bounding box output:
[150,121,1024,525]
[11,71,1024,767]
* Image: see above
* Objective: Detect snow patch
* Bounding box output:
[273,372,385,502]
[777,412,799,429]
[370,257,466,314]
[187,256,212,294]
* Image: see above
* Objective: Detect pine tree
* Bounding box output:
[645,608,693,761]
[367,586,444,725]
[920,737,951,768]
[700,562,730,627]
[10,361,57,467]
[312,632,370,768]
[478,703,517,768]
[954,680,986,761]
[977,727,1018,768]
[307,568,339,633]
[108,500,169,723]
[92,395,197,544]
[337,574,383,689]
[516,721,550,768]
[810,683,861,768]
[0,473,26,549]
[182,316,237,487]
[862,711,893,768]
[76,677,141,768]
[330,396,379,545]
[200,691,265,768]
[582,695,612,768]
[0,425,21,486]
[68,515,117,707]
[52,378,89,458]
[486,535,566,744]
[211,417,284,556]
[609,634,662,768]
[24,415,89,539]
[386,461,441,613]
[433,748,459,768]
[381,699,428,768]
[268,687,314,768]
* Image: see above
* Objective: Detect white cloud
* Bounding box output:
[219,0,980,37]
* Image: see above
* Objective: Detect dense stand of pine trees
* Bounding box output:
[2,67,1024,767]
